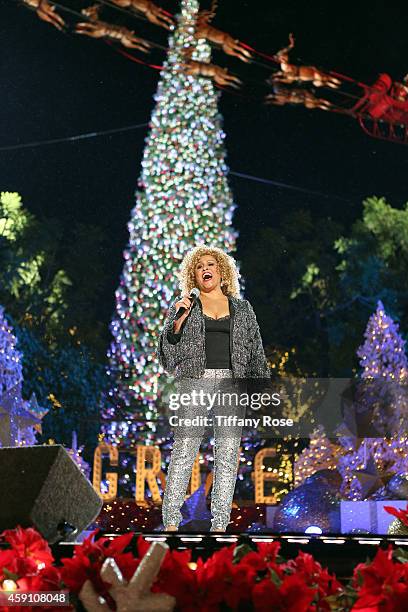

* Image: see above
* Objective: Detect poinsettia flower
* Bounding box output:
[100,532,134,558]
[60,530,134,590]
[153,548,198,610]
[351,547,408,611]
[136,534,152,558]
[256,541,282,566]
[114,551,140,582]
[287,550,342,597]
[384,503,408,527]
[11,555,39,577]
[37,565,64,592]
[0,549,39,584]
[2,525,54,568]
[0,548,21,579]
[252,573,316,612]
[238,550,269,574]
[13,574,43,592]
[192,544,255,610]
[59,554,108,593]
[352,585,408,612]
[59,531,151,611]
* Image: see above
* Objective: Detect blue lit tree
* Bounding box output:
[338,301,408,500]
[0,305,23,396]
[357,300,407,380]
[0,305,43,446]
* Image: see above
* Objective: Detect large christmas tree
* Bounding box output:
[337,300,408,499]
[102,0,238,446]
[0,306,45,446]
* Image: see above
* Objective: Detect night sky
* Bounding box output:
[1,0,408,333]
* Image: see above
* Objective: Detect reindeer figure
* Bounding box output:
[272,33,341,89]
[22,0,65,30]
[110,0,174,29]
[181,59,242,89]
[266,85,332,111]
[76,6,151,52]
[195,10,252,63]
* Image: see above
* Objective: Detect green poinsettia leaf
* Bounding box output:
[232,542,253,564]
[3,567,20,581]
[394,547,408,564]
[355,569,364,588]
[268,567,282,587]
[325,588,357,611]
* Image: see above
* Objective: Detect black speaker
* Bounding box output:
[0,445,102,543]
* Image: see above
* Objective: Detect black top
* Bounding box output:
[204,307,232,369]
[166,299,232,371]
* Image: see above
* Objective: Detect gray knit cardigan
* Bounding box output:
[156,295,270,379]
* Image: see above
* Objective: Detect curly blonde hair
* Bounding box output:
[176,245,241,298]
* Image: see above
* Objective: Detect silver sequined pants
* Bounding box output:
[162,368,243,531]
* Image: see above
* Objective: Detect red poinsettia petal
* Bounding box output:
[136,535,151,558]
[256,541,282,564]
[115,552,140,582]
[384,505,408,527]
[2,526,54,568]
[103,532,134,557]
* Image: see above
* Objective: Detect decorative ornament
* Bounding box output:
[265,85,333,112]
[110,0,175,30]
[181,59,242,89]
[0,384,41,446]
[387,518,408,535]
[25,392,49,434]
[75,7,152,53]
[385,473,408,499]
[179,482,212,531]
[304,469,342,489]
[195,10,252,63]
[273,477,341,533]
[25,392,49,420]
[335,385,383,449]
[22,0,65,31]
[79,541,176,611]
[353,455,395,499]
[269,33,341,89]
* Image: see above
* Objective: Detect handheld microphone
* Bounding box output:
[175,287,200,320]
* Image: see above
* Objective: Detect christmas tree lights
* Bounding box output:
[338,301,408,500]
[0,305,23,396]
[0,306,45,446]
[102,0,238,446]
[294,426,343,487]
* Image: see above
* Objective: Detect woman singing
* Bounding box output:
[157,245,270,532]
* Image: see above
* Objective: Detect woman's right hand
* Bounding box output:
[173,295,193,333]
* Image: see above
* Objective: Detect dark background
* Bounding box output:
[1,0,407,348]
